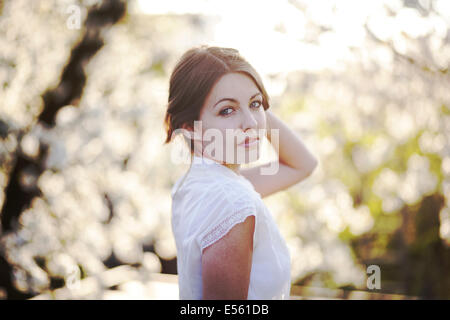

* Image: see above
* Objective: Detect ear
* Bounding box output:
[181,123,193,131]
[179,123,198,153]
[180,123,193,139]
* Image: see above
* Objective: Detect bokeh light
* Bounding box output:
[1,0,450,299]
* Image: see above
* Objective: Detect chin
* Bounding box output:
[206,144,261,164]
[234,147,261,164]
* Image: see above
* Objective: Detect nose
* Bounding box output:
[241,108,258,133]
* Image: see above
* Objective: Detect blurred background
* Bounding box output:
[1,0,450,300]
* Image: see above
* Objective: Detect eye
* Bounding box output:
[219,107,234,116]
[250,100,262,109]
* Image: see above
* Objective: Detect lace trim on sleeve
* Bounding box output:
[200,205,255,252]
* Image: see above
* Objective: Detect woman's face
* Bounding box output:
[192,72,267,164]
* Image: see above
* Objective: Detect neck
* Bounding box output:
[191,152,241,175]
[223,162,241,175]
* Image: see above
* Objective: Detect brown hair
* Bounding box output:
[163,45,270,152]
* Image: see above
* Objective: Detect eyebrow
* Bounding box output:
[213,92,262,109]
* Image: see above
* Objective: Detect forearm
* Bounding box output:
[265,109,318,171]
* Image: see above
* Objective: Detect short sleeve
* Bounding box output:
[195,181,258,253]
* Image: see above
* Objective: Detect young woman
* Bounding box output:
[164,46,318,300]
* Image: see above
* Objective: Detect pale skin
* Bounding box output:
[184,72,318,299]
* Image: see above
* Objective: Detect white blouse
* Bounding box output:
[170,155,291,300]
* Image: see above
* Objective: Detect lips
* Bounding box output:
[238,136,259,146]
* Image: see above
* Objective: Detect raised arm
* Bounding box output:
[240,109,318,198]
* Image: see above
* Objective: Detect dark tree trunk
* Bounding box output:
[0,0,127,299]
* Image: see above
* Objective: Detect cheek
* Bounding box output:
[257,110,267,129]
[197,114,220,133]
[210,117,239,131]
